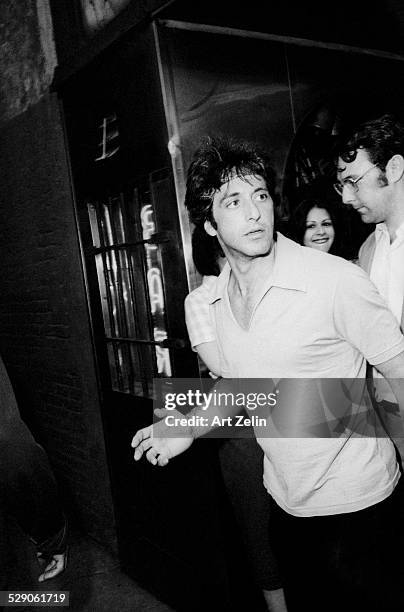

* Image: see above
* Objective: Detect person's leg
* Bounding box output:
[333,480,404,612]
[270,484,404,612]
[0,420,65,543]
[269,502,321,612]
[219,437,287,611]
[0,504,9,589]
[0,356,67,581]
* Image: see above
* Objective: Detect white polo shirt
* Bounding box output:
[370,221,404,326]
[368,221,404,402]
[205,233,404,517]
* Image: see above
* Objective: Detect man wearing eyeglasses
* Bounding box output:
[335,113,404,458]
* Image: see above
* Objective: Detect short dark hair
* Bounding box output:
[338,113,404,171]
[184,136,278,228]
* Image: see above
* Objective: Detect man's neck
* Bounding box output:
[384,208,404,243]
[383,186,404,242]
[227,246,275,299]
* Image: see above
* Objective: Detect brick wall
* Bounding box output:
[0,93,117,553]
[0,0,57,122]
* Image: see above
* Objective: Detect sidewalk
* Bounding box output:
[4,521,175,612]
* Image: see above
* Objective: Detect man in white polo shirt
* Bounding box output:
[132,137,404,611]
[336,114,404,451]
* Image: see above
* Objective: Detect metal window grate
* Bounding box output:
[87,177,172,398]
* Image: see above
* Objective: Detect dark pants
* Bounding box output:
[218,436,282,591]
[0,356,65,586]
[271,478,404,612]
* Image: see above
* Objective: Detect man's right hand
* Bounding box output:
[131,408,194,466]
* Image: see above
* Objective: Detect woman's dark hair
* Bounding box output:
[191,225,224,277]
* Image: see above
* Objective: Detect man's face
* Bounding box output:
[336,148,390,224]
[204,174,274,259]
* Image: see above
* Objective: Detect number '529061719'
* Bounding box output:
[2,591,68,606]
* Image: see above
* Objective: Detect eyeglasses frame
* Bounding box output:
[333,164,379,196]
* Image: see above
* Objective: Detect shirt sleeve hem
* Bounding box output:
[190,334,216,351]
[368,339,404,366]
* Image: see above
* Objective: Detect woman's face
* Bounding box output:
[303,207,335,253]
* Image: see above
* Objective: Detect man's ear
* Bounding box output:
[386,154,404,183]
[204,219,217,237]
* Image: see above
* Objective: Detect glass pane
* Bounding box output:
[107,341,154,397]
[137,186,172,377]
[87,178,173,398]
[163,27,294,183]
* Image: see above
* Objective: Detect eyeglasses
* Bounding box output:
[333,165,378,196]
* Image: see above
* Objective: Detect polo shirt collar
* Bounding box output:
[393,220,404,243]
[209,232,307,304]
[375,222,388,238]
[375,220,404,245]
[271,233,307,292]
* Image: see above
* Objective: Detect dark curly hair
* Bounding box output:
[184,136,278,229]
[337,113,404,172]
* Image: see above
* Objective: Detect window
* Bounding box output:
[87,174,172,398]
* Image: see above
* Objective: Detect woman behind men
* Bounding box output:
[286,179,355,260]
[289,198,339,254]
